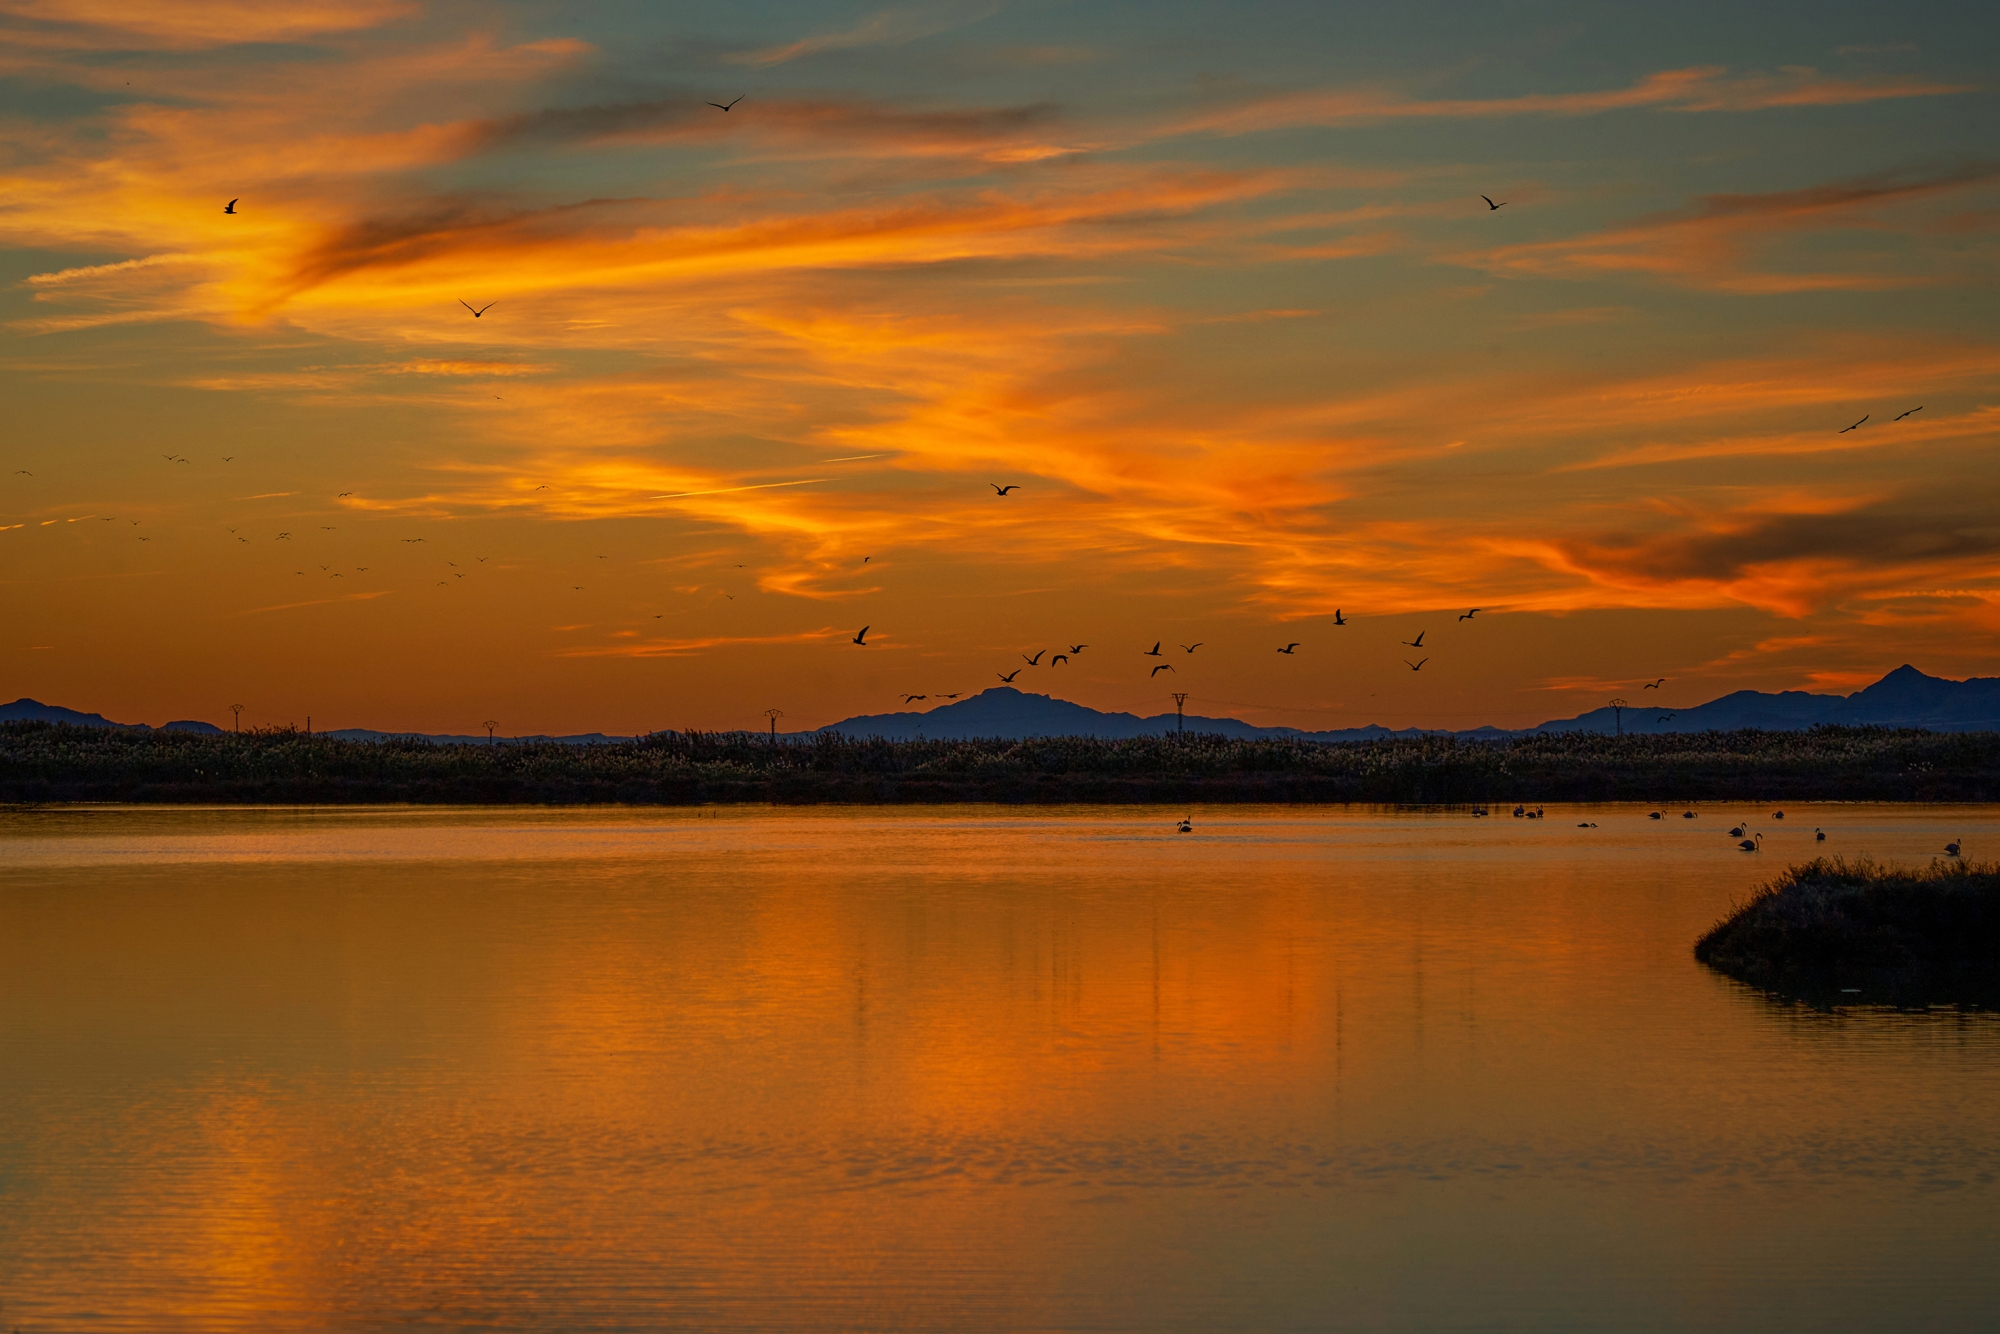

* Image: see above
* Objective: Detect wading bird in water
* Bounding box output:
[460,300,496,318]
[851,625,870,646]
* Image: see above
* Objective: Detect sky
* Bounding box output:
[2,0,1996,735]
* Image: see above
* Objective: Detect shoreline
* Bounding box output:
[6,720,1999,806]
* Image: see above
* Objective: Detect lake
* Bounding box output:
[3,804,1997,1332]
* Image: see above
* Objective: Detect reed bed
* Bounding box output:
[3,720,1997,805]
[1695,857,2000,1005]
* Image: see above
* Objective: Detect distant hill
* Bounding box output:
[819,666,2000,740]
[8,665,1997,744]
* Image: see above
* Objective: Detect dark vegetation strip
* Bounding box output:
[3,721,1998,805]
[1695,857,2000,1007]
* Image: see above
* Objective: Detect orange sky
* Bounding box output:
[2,0,1996,733]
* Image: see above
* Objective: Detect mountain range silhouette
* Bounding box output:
[6,665,1996,743]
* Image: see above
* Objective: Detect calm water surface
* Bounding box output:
[3,804,1997,1332]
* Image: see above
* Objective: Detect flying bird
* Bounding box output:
[460,300,496,318]
[222,456,233,462]
[1068,644,1087,654]
[938,693,961,700]
[12,470,28,476]
[1277,643,1300,654]
[1023,649,1045,665]
[1402,631,1425,648]
[338,492,352,497]
[852,625,871,646]
[1643,678,1665,688]
[1332,609,1346,625]
[1050,654,1069,666]
[1894,406,1923,420]
[1458,608,1480,621]
[901,694,926,704]
[990,483,1020,496]
[1481,195,1506,210]
[1181,643,1202,654]
[707,95,744,111]
[1143,642,1162,656]
[478,556,489,562]
[223,199,237,214]
[1151,664,1175,676]
[997,669,1021,682]
[1838,414,1867,433]
[1404,658,1428,671]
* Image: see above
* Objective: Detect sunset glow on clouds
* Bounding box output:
[3,0,1996,733]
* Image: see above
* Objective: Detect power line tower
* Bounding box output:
[229,703,243,733]
[483,719,500,744]
[764,708,785,743]
[1608,697,1628,737]
[1171,692,1189,737]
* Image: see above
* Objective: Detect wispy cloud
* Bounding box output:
[726,0,998,67]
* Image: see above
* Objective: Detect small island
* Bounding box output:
[1695,857,2000,1007]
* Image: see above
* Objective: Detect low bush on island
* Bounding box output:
[2,720,1999,806]
[1695,857,2000,1006]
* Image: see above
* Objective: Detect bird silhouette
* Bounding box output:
[1739,833,1762,852]
[1050,653,1069,666]
[1816,827,1826,841]
[1946,839,1962,857]
[1481,195,1506,210]
[1181,643,1202,654]
[1458,608,1480,621]
[1023,649,1045,665]
[223,198,237,214]
[990,483,1020,496]
[222,456,234,462]
[852,625,870,646]
[1402,630,1425,648]
[1838,414,1867,433]
[1068,643,1087,654]
[1656,714,1675,722]
[1893,406,1923,421]
[478,556,489,562]
[338,492,352,497]
[863,556,870,563]
[12,470,29,476]
[1643,678,1665,688]
[1143,642,1162,656]
[460,300,495,318]
[938,693,960,700]
[1332,609,1346,625]
[1151,663,1174,676]
[707,95,744,111]
[902,694,926,704]
[1404,658,1428,671]
[998,669,1021,682]
[1277,643,1300,654]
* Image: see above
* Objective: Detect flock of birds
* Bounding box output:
[1464,804,1967,859]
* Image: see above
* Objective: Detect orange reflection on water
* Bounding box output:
[3,805,1999,1331]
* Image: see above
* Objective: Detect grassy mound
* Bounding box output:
[1695,857,2000,1005]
